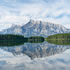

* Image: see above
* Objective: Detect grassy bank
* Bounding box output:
[45,33,70,45]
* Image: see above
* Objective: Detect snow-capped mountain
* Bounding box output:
[1,20,70,37]
[0,24,23,35]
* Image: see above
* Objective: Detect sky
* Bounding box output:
[0,0,70,30]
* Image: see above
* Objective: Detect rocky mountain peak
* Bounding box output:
[0,19,70,37]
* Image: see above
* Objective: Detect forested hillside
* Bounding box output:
[46,33,70,45]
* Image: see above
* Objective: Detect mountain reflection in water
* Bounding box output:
[0,41,70,70]
[0,41,70,59]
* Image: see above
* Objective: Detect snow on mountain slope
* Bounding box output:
[1,20,70,37]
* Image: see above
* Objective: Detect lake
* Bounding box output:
[0,41,70,70]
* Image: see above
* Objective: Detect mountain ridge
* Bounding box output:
[0,20,70,37]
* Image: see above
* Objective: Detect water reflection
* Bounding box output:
[47,40,70,45]
[0,41,70,70]
[0,42,70,59]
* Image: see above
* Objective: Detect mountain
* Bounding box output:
[0,24,23,35]
[1,20,70,37]
[1,42,70,59]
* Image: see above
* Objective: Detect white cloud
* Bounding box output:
[0,15,29,24]
[0,0,70,29]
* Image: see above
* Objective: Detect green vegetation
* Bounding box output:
[0,34,27,41]
[0,34,28,46]
[46,33,70,45]
[28,36,44,43]
[0,34,44,46]
[1,33,70,46]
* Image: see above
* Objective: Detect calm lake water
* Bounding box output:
[0,41,70,70]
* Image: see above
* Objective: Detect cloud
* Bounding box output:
[0,0,70,29]
[0,48,70,70]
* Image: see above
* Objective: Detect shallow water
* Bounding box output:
[0,41,70,70]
